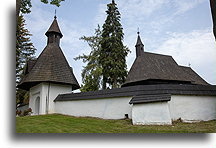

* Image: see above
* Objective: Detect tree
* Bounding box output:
[99,0,130,89]
[210,0,216,39]
[16,15,36,105]
[74,25,103,92]
[16,0,65,22]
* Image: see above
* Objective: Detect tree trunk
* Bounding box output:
[112,77,117,89]
[210,0,216,39]
[16,0,21,23]
[102,77,107,89]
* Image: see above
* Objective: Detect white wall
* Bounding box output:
[169,95,216,122]
[47,83,72,114]
[29,83,72,115]
[55,97,133,119]
[132,102,172,125]
[29,84,43,115]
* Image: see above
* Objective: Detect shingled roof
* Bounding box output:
[122,34,209,87]
[179,66,208,85]
[45,16,63,38]
[55,84,216,102]
[129,94,171,104]
[17,17,80,91]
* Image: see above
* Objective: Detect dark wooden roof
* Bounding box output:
[54,84,216,102]
[17,18,80,91]
[24,59,37,75]
[179,66,208,85]
[122,52,209,87]
[45,17,63,38]
[18,43,80,91]
[129,94,171,104]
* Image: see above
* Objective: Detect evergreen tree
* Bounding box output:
[75,25,103,92]
[16,15,36,105]
[100,0,130,89]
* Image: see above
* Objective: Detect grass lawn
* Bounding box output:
[16,114,216,133]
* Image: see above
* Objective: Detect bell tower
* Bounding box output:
[45,15,63,46]
[135,31,144,57]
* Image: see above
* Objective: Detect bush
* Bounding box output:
[16,110,22,116]
[23,108,32,116]
[16,108,32,116]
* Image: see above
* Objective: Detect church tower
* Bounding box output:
[45,15,62,45]
[135,32,144,57]
[17,16,80,115]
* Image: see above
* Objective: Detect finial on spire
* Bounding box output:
[54,9,57,19]
[135,29,144,57]
[188,63,191,67]
[137,27,140,35]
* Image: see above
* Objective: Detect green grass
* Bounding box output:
[16,114,216,133]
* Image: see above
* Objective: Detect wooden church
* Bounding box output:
[17,16,216,125]
[18,16,80,115]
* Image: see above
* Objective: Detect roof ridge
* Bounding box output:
[144,51,172,57]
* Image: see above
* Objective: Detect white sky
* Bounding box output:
[24,0,216,85]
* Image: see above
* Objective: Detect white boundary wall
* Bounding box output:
[54,94,215,123]
[132,102,172,125]
[29,84,215,124]
[169,95,216,122]
[55,97,133,119]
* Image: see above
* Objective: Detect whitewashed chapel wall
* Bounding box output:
[29,83,72,115]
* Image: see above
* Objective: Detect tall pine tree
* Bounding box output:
[100,0,129,89]
[75,25,103,92]
[16,15,36,105]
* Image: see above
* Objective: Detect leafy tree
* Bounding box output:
[99,0,130,89]
[16,15,36,105]
[16,0,65,21]
[75,25,103,92]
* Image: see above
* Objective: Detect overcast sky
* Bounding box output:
[24,0,216,86]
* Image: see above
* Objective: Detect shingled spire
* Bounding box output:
[45,16,63,45]
[135,31,144,57]
[17,16,80,91]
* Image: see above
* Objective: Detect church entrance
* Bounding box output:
[35,96,40,115]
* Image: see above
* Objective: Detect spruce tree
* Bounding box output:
[16,15,36,83]
[100,0,129,89]
[75,25,103,92]
[16,15,36,105]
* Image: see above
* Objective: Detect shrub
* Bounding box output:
[16,110,22,116]
[23,108,32,116]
